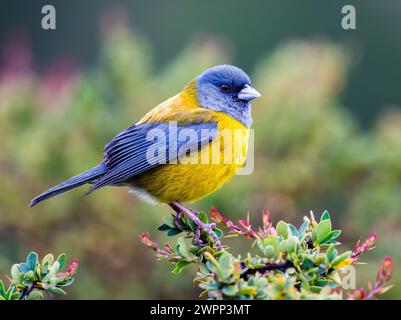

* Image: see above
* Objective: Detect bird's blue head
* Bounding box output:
[196,65,261,128]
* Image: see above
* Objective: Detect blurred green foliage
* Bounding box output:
[0,21,400,299]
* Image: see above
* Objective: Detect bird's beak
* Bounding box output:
[238,84,261,102]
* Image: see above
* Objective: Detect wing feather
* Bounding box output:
[87,121,217,194]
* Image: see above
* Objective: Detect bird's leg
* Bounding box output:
[169,202,221,249]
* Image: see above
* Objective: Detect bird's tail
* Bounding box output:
[29,164,107,207]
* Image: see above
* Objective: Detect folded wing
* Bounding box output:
[86,121,218,194]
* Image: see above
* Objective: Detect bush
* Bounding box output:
[0,252,78,300]
[141,209,393,300]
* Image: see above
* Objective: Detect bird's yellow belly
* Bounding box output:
[132,162,237,203]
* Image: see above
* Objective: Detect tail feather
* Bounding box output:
[29,164,107,207]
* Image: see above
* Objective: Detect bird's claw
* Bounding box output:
[193,228,204,246]
[193,222,220,248]
[173,211,187,230]
[169,202,222,250]
[195,222,221,250]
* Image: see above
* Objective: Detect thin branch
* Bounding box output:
[241,260,295,280]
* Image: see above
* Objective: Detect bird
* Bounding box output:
[30,64,261,248]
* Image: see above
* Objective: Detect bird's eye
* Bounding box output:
[220,84,230,93]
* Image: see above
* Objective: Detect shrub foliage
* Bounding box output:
[141,209,393,300]
[0,252,78,300]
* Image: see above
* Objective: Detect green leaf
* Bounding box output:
[316,219,332,243]
[172,261,192,274]
[47,287,67,296]
[198,212,207,224]
[321,230,341,244]
[217,253,234,279]
[301,258,314,269]
[22,279,33,287]
[320,210,330,222]
[176,238,191,258]
[213,228,224,239]
[27,290,44,300]
[49,261,60,276]
[333,251,352,267]
[42,254,54,267]
[258,237,278,257]
[218,253,232,270]
[314,278,329,287]
[288,224,298,237]
[285,236,298,253]
[5,284,16,298]
[0,280,5,298]
[326,247,337,262]
[309,286,322,294]
[9,292,20,300]
[25,270,35,280]
[11,264,21,283]
[26,251,38,271]
[298,220,309,235]
[321,240,341,246]
[263,245,276,258]
[167,228,182,236]
[222,285,239,297]
[276,221,289,239]
[158,224,171,231]
[58,277,74,287]
[57,253,66,269]
[238,286,257,296]
[199,261,210,276]
[188,219,197,232]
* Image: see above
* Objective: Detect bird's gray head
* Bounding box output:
[196,64,261,128]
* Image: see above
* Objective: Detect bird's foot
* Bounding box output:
[169,202,222,250]
[173,210,188,230]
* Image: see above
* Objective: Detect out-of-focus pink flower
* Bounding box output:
[38,56,79,110]
[0,28,32,81]
[377,256,393,283]
[210,208,226,224]
[258,210,275,238]
[350,232,378,262]
[57,258,79,278]
[42,57,78,92]
[238,214,258,239]
[348,256,393,300]
[261,211,270,232]
[140,232,181,261]
[66,258,79,276]
[140,232,159,251]
[210,208,241,233]
[347,288,366,300]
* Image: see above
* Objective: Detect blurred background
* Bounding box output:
[1,0,401,299]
